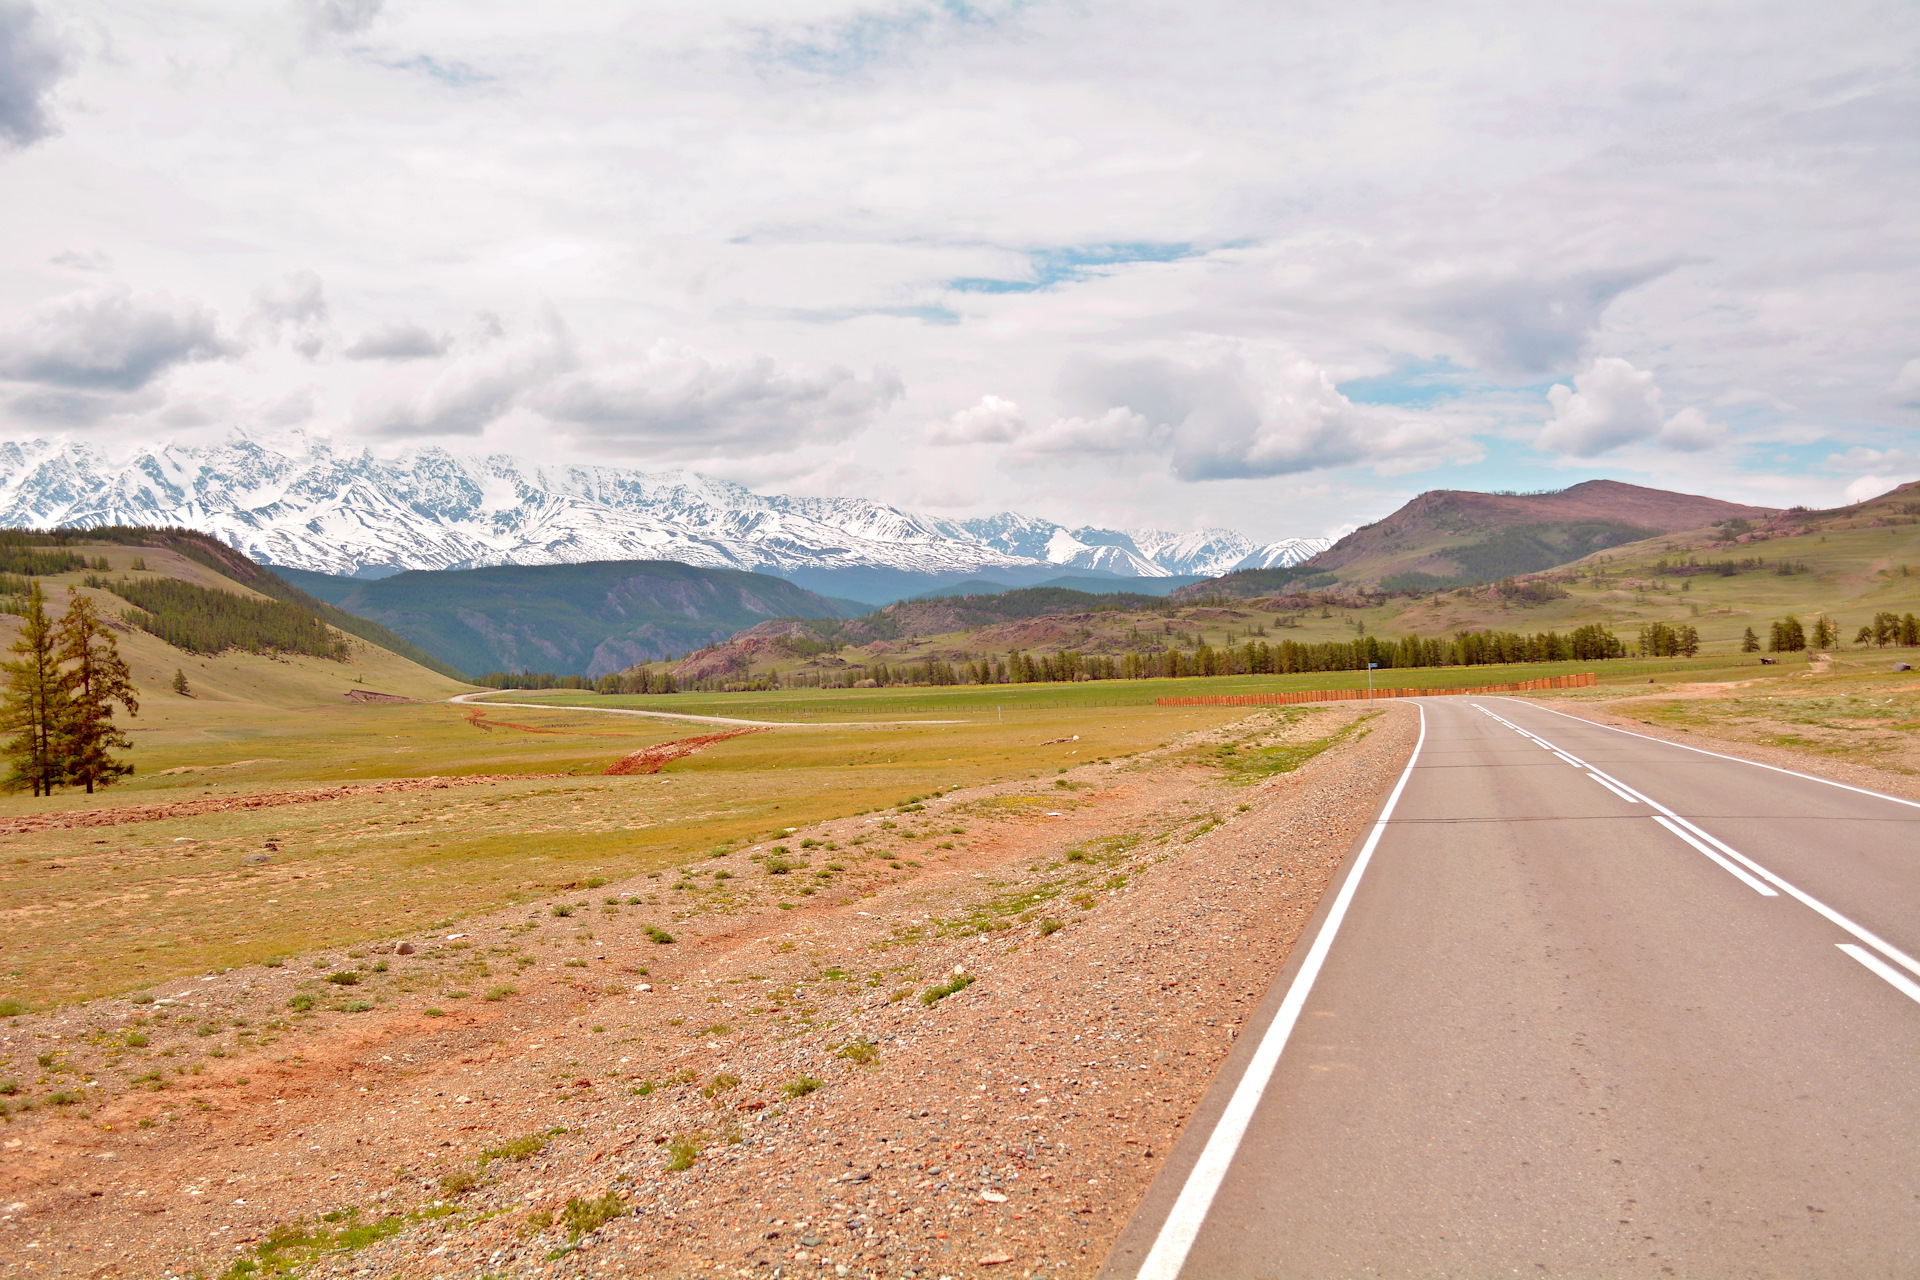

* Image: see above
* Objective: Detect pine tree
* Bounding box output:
[0,584,69,796]
[55,589,139,794]
[171,668,191,696]
[1740,627,1760,653]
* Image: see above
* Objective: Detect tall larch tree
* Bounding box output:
[1,583,69,796]
[55,588,140,793]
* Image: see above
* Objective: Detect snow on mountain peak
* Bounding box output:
[0,434,1325,584]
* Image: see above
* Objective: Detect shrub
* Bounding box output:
[666,1134,701,1172]
[439,1169,480,1196]
[835,1039,878,1065]
[342,1000,373,1013]
[484,1130,556,1164]
[920,973,976,1006]
[422,1008,446,1017]
[324,971,360,986]
[701,1073,741,1098]
[0,998,24,1018]
[287,993,316,1012]
[551,904,573,917]
[483,985,516,1002]
[782,1076,822,1098]
[763,857,795,875]
[129,991,155,1005]
[644,925,675,945]
[47,1090,81,1106]
[1039,918,1064,936]
[0,1079,16,1095]
[123,1031,149,1047]
[563,1192,626,1238]
[584,877,607,889]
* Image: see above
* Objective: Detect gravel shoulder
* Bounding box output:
[0,701,1418,1280]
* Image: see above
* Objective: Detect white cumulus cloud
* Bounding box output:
[1044,349,1463,480]
[925,395,1025,446]
[1536,358,1725,457]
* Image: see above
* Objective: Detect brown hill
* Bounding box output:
[1301,479,1779,589]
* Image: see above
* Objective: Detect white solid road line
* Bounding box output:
[1506,698,1920,813]
[1497,702,1920,984]
[1838,944,1920,1007]
[1652,815,1777,896]
[1129,704,1430,1280]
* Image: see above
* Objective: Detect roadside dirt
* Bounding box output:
[0,775,559,838]
[0,702,1418,1280]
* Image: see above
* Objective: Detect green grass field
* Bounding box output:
[494,654,1788,721]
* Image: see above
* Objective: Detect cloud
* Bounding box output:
[0,0,70,150]
[925,395,1025,445]
[300,0,382,40]
[1414,264,1678,376]
[1656,406,1725,452]
[1047,350,1460,480]
[1895,358,1920,407]
[1015,407,1161,458]
[249,271,331,359]
[0,286,237,391]
[359,333,573,438]
[1843,474,1910,505]
[344,322,451,361]
[50,248,110,271]
[536,344,904,455]
[1536,357,1724,457]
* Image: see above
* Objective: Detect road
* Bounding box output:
[1103,695,1920,1277]
[446,689,964,728]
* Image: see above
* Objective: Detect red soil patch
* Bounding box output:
[604,727,767,774]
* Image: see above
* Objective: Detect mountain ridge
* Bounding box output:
[0,435,1329,599]
[1301,479,1779,588]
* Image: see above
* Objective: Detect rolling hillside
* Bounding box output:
[1299,480,1777,590]
[0,531,473,777]
[280,560,855,678]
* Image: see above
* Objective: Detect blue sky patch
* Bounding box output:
[948,242,1200,294]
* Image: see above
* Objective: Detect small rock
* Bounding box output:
[245,854,271,864]
[978,1189,1008,1203]
[634,983,652,992]
[394,942,414,955]
[978,1252,1015,1265]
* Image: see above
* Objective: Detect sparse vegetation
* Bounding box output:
[920,972,976,1006]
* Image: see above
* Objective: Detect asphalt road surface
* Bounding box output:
[1103,696,1920,1278]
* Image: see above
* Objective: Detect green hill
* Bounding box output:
[286,560,854,678]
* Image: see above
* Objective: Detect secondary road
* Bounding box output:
[446,689,965,727]
[1104,695,1920,1277]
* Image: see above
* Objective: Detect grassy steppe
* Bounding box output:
[3,530,1912,1017]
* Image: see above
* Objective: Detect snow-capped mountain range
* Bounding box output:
[0,435,1328,588]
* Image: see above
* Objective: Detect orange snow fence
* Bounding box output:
[1156,671,1596,707]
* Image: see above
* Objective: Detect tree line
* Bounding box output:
[1742,613,1919,653]
[96,576,350,661]
[1,585,139,796]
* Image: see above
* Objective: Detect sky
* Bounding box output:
[0,0,1917,543]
